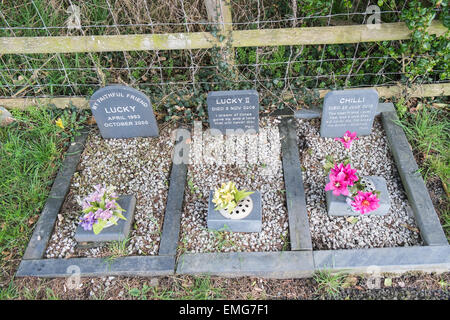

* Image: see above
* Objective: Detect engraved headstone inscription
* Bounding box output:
[320,89,379,137]
[89,85,159,139]
[207,90,259,134]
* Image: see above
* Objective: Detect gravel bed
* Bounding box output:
[45,125,175,258]
[296,117,422,250]
[179,118,289,253]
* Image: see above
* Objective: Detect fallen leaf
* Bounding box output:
[346,217,358,224]
[87,116,96,125]
[342,276,358,288]
[401,224,420,233]
[28,215,38,225]
[384,278,392,287]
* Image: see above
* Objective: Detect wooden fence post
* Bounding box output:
[204,0,236,70]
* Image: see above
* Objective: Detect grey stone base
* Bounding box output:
[75,195,136,244]
[326,176,390,216]
[16,255,175,278]
[177,251,315,279]
[207,191,262,233]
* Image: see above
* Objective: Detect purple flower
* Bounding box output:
[105,200,117,210]
[81,201,91,210]
[98,209,113,220]
[80,212,97,231]
[78,184,121,233]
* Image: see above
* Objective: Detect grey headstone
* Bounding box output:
[75,195,136,243]
[207,191,262,232]
[90,85,158,139]
[320,89,379,137]
[207,90,259,134]
[326,176,390,216]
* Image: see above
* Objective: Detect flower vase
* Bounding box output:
[219,196,254,220]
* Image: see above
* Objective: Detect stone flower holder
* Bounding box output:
[325,176,391,216]
[75,194,136,247]
[207,191,262,232]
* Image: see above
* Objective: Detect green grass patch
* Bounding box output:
[127,276,223,300]
[0,106,87,286]
[313,270,347,298]
[398,105,450,239]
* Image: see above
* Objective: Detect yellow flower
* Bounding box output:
[55,118,64,129]
[223,193,234,203]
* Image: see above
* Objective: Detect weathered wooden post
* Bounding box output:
[204,0,236,72]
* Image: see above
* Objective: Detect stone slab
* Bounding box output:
[23,130,90,260]
[207,191,262,233]
[313,245,450,274]
[89,85,159,139]
[320,88,379,137]
[207,90,259,134]
[177,251,315,279]
[382,108,448,246]
[326,176,391,216]
[279,118,313,251]
[158,127,189,255]
[74,195,136,243]
[16,255,175,278]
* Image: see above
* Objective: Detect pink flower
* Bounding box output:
[335,131,359,149]
[351,191,380,214]
[325,171,350,196]
[330,163,358,186]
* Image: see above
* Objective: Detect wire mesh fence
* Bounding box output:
[0,0,448,111]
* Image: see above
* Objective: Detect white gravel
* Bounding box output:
[45,125,174,258]
[296,117,423,250]
[179,118,289,253]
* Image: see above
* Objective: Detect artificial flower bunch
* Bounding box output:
[324,131,380,214]
[78,184,126,234]
[335,130,359,149]
[212,181,253,215]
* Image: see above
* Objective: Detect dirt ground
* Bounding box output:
[7,271,449,300]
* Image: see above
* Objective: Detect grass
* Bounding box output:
[105,237,130,261]
[127,276,223,300]
[210,227,236,251]
[398,105,450,239]
[0,106,86,292]
[313,270,347,298]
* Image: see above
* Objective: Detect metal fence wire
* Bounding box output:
[0,0,448,104]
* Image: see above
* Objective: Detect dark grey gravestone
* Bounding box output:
[320,89,379,137]
[75,195,136,244]
[207,90,259,134]
[90,85,158,139]
[207,191,262,232]
[326,176,390,216]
